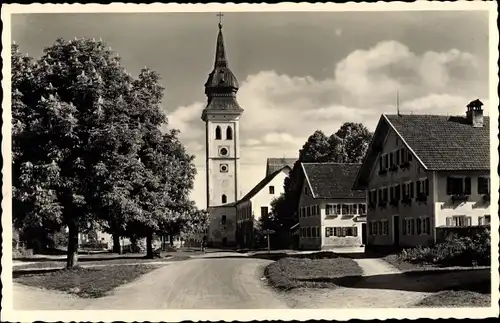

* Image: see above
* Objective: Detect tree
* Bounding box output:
[12,38,196,266]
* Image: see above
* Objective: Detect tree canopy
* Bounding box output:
[12,38,197,266]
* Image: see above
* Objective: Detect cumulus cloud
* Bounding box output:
[166,40,487,207]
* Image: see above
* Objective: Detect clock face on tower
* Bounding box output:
[219,147,228,156]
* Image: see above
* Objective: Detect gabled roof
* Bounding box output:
[301,163,364,200]
[353,112,490,189]
[236,167,288,205]
[266,158,296,176]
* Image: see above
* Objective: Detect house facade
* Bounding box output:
[353,99,491,247]
[298,163,367,250]
[235,166,291,249]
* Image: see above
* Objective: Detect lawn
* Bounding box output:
[264,252,363,290]
[415,280,491,308]
[14,264,161,298]
[14,253,191,270]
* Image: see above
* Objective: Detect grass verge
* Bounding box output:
[14,264,161,298]
[264,253,362,290]
[415,280,491,307]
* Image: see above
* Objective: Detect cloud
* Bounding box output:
[166,40,487,207]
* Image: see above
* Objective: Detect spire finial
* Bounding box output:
[217,12,224,29]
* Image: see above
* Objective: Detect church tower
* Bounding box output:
[201,17,244,209]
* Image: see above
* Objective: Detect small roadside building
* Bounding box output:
[235,165,291,249]
[298,162,367,250]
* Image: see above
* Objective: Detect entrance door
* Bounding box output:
[361,223,367,245]
[222,237,227,247]
[393,215,400,246]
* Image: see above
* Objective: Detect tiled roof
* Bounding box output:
[385,114,490,170]
[266,158,296,176]
[236,167,287,205]
[302,163,364,199]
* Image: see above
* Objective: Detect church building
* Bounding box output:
[201,19,244,247]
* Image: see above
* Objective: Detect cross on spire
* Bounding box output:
[217,12,224,28]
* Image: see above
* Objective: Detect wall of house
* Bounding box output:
[236,200,253,248]
[434,171,491,227]
[208,206,237,247]
[298,181,322,250]
[251,168,289,224]
[366,127,435,247]
[320,199,365,248]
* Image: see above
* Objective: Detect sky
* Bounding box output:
[11,10,491,208]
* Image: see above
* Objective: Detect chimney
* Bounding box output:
[466,99,484,128]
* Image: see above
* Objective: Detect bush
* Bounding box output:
[399,229,490,267]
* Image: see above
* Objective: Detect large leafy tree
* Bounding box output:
[12,38,196,266]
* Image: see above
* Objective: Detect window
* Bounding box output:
[221,215,227,225]
[221,194,227,204]
[259,206,268,219]
[341,204,349,215]
[377,222,383,235]
[220,164,229,173]
[416,178,430,197]
[215,126,222,140]
[379,153,388,174]
[358,204,367,215]
[416,218,422,235]
[402,182,414,201]
[307,206,311,217]
[478,177,490,195]
[368,190,377,208]
[403,219,407,235]
[269,186,275,195]
[226,126,233,140]
[383,220,389,235]
[372,222,378,235]
[307,227,311,238]
[425,217,430,234]
[479,215,491,226]
[446,216,471,227]
[325,227,334,237]
[446,177,471,195]
[326,204,341,216]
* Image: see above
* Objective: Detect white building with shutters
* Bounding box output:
[353,100,491,247]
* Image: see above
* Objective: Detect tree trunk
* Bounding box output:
[112,233,121,254]
[146,230,154,258]
[169,234,174,247]
[66,221,79,269]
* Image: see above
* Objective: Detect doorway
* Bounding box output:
[393,215,400,246]
[361,223,367,245]
[222,237,227,247]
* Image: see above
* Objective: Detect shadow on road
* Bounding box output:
[297,268,491,293]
